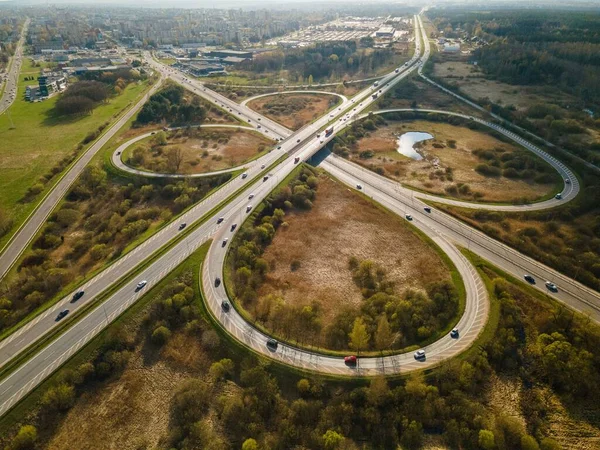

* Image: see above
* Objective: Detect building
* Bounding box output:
[38,73,67,97]
[443,42,461,53]
[205,49,252,60]
[25,85,40,101]
[375,26,395,38]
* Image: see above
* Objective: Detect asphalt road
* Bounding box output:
[0,19,28,116]
[239,89,347,107]
[0,77,165,281]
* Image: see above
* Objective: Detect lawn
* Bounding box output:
[0,58,151,248]
[348,119,561,203]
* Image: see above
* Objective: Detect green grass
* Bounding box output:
[158,58,176,66]
[223,165,467,358]
[0,242,211,436]
[0,59,153,250]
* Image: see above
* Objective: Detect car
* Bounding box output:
[217,217,224,224]
[405,214,413,221]
[248,193,255,199]
[257,125,261,129]
[414,349,426,360]
[136,280,147,290]
[565,178,571,184]
[450,328,459,338]
[248,119,251,122]
[246,205,252,212]
[320,140,324,144]
[241,172,248,179]
[357,184,362,190]
[316,133,321,138]
[215,277,221,287]
[555,193,562,200]
[297,139,301,143]
[71,290,85,303]
[263,176,269,182]
[222,238,228,247]
[116,151,121,155]
[178,222,186,230]
[150,131,156,135]
[230,223,237,232]
[424,207,432,213]
[545,281,558,292]
[221,300,231,312]
[524,274,536,284]
[344,355,357,366]
[257,118,261,121]
[55,309,70,321]
[261,164,265,169]
[266,339,279,350]
[277,146,281,149]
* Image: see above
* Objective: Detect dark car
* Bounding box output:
[222,238,228,247]
[178,222,186,230]
[217,217,224,224]
[215,277,221,287]
[524,274,536,284]
[263,176,269,182]
[55,309,69,321]
[424,207,432,213]
[450,328,459,338]
[230,223,237,232]
[266,339,279,351]
[221,300,231,312]
[71,290,84,303]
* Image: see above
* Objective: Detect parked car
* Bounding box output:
[344,355,357,366]
[414,349,426,360]
[71,290,84,303]
[55,309,70,321]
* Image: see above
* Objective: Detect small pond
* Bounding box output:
[396,131,434,160]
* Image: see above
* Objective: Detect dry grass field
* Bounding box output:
[127,128,273,174]
[247,93,340,130]
[350,120,559,203]
[255,174,450,328]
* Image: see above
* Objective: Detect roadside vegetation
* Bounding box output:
[226,167,458,354]
[0,58,153,249]
[246,93,340,130]
[330,114,560,203]
[434,166,600,291]
[3,243,600,449]
[134,83,206,126]
[0,161,232,335]
[126,127,273,175]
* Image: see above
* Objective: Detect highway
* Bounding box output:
[0,18,29,116]
[0,12,598,417]
[239,90,347,107]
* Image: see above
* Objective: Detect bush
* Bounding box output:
[151,325,172,345]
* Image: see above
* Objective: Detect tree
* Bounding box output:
[308,74,314,86]
[374,315,393,351]
[323,430,345,449]
[521,435,540,450]
[151,325,171,345]
[209,358,235,380]
[166,146,184,173]
[478,430,496,450]
[348,317,370,355]
[242,438,258,450]
[11,425,37,450]
[41,383,75,412]
[297,378,311,396]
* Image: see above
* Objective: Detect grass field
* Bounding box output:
[350,119,561,203]
[246,93,341,130]
[0,58,151,248]
[123,127,274,174]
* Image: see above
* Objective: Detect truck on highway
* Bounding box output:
[325,126,334,137]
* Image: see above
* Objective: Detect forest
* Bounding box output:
[135,84,206,126]
[239,41,398,82]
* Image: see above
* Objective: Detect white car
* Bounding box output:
[414,350,425,359]
[136,280,147,290]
